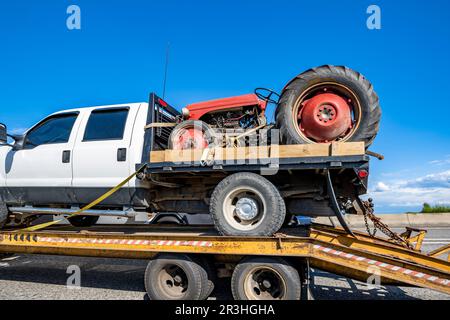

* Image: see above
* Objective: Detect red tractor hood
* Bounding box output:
[185,93,266,120]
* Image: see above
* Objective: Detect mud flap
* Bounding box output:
[325,170,355,236]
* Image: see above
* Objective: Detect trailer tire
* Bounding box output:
[276,65,381,148]
[201,257,216,298]
[0,202,8,229]
[231,256,301,300]
[210,172,285,236]
[193,255,216,299]
[144,253,210,300]
[68,215,99,228]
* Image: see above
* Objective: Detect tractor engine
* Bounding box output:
[168,94,267,149]
[201,107,261,130]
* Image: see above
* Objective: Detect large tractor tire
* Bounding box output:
[276,65,381,148]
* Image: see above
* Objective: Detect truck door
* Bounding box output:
[71,105,140,207]
[5,112,81,205]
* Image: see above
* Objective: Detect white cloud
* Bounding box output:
[404,170,450,188]
[429,155,450,166]
[373,182,390,192]
[369,170,450,212]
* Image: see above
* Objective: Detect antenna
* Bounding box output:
[162,42,170,99]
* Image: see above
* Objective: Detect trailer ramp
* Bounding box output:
[0,224,448,296]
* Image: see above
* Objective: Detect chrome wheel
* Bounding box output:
[222,187,266,231]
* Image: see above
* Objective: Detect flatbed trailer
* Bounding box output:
[0,223,449,299]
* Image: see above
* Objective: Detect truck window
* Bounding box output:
[25,113,78,148]
[83,108,129,141]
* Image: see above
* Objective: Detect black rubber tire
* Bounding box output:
[144,253,209,300]
[210,172,286,236]
[231,256,301,300]
[0,253,14,259]
[152,215,186,225]
[68,215,99,228]
[0,202,8,229]
[192,255,216,299]
[168,120,218,149]
[276,65,381,148]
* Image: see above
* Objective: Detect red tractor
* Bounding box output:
[169,65,381,150]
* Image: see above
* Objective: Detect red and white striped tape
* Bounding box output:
[313,244,450,287]
[37,236,213,248]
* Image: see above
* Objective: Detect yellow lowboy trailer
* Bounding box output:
[0,223,449,300]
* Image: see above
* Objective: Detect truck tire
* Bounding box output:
[231,256,301,300]
[0,202,8,229]
[144,253,210,300]
[68,215,99,228]
[210,172,285,236]
[276,65,381,148]
[168,120,218,150]
[195,256,216,299]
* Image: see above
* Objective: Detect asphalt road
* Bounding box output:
[0,227,449,300]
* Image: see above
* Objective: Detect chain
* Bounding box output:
[363,204,377,237]
[361,198,412,249]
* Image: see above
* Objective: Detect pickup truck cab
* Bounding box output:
[0,101,156,227]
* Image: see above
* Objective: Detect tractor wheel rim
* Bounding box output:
[223,187,265,231]
[293,82,362,143]
[244,266,286,300]
[173,128,209,150]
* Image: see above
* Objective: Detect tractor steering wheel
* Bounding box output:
[254,88,281,105]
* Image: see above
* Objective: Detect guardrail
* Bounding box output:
[314,213,450,228]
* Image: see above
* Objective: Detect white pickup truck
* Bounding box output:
[0,101,160,228]
[0,91,371,236]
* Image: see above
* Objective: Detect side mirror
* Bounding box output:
[11,134,26,151]
[0,123,7,144]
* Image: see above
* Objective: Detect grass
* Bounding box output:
[420,203,450,213]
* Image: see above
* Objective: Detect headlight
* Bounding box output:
[181,107,190,119]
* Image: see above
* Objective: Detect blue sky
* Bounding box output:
[1,0,449,212]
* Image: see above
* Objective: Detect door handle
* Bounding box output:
[62,150,71,163]
[117,148,127,162]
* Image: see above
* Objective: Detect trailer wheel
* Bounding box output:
[276,65,381,148]
[231,256,301,300]
[210,172,285,236]
[68,215,99,227]
[0,202,8,229]
[144,253,210,300]
[195,256,216,298]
